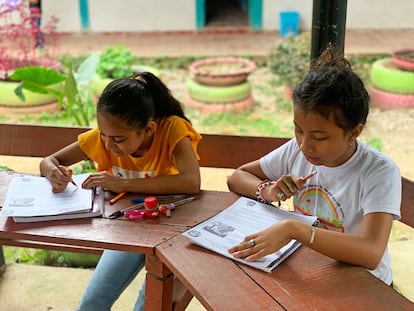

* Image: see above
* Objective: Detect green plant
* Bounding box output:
[0,165,13,171]
[96,45,134,79]
[4,246,100,268]
[268,32,311,89]
[367,137,383,151]
[348,54,387,85]
[10,52,101,126]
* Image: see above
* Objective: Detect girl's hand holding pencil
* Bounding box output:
[48,160,77,193]
[55,165,77,187]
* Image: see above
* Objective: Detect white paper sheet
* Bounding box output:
[1,173,93,217]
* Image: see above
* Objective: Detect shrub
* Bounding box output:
[268,32,311,89]
[96,45,134,79]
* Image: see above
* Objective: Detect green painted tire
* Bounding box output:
[370,58,414,94]
[0,80,57,107]
[186,79,251,103]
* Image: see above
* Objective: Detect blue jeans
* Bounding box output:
[76,250,146,311]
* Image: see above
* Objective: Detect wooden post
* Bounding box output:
[311,0,347,59]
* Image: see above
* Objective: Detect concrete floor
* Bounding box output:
[58,29,414,58]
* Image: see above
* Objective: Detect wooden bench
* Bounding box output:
[0,123,289,263]
[0,122,413,263]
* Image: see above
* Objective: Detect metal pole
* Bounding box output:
[311,0,347,60]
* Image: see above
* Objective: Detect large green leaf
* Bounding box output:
[9,67,66,86]
[76,51,101,87]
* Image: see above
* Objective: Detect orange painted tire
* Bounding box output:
[185,93,254,114]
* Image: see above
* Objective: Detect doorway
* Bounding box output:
[206,0,247,27]
[196,0,262,30]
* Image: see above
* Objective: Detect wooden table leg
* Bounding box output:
[145,254,174,311]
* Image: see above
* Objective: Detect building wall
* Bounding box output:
[42,0,196,32]
[263,0,414,31]
[88,0,196,32]
[42,0,414,33]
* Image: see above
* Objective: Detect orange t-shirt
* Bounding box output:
[78,116,201,179]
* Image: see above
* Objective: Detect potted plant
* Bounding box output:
[91,45,160,95]
[391,49,414,71]
[11,52,101,126]
[188,56,256,86]
[268,32,311,97]
[0,1,61,108]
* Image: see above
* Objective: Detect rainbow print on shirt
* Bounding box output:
[295,186,344,233]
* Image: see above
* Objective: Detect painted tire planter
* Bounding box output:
[185,93,254,114]
[188,57,256,86]
[368,85,414,110]
[0,80,57,107]
[370,58,414,94]
[391,49,414,71]
[91,65,161,95]
[0,101,59,115]
[186,79,251,103]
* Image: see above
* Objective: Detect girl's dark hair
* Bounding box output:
[292,44,369,131]
[97,72,189,129]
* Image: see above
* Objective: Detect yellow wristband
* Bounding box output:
[309,228,316,246]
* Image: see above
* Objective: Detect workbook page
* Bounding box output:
[1,173,92,217]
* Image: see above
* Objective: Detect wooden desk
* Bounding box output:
[157,229,414,310]
[0,171,238,311]
[2,171,412,310]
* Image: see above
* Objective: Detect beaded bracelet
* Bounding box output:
[256,180,276,204]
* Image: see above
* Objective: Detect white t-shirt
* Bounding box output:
[260,138,401,285]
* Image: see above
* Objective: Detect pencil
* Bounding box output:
[109,191,127,205]
[56,164,77,187]
[302,170,317,182]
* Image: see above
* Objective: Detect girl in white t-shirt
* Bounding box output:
[227,45,401,286]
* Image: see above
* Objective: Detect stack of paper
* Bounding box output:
[0,173,104,223]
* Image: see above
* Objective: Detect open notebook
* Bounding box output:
[183,196,318,273]
[0,173,104,223]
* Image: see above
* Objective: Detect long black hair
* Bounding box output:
[97,71,189,129]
